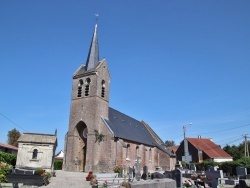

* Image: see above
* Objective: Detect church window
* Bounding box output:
[85,78,91,96]
[126,144,130,160]
[136,145,139,157]
[77,79,83,97]
[101,80,105,98]
[32,149,38,159]
[149,148,152,161]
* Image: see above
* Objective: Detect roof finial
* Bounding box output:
[95,13,99,24]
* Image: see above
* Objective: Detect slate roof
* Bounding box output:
[85,24,99,71]
[0,142,18,151]
[103,107,175,157]
[18,133,57,145]
[187,138,232,159]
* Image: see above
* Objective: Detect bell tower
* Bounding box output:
[64,24,110,171]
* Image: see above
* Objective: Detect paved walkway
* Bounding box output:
[46,170,92,188]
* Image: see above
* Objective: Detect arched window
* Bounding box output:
[136,145,139,157]
[101,80,105,98]
[32,149,38,159]
[126,144,130,160]
[149,148,152,161]
[85,78,91,96]
[77,79,83,97]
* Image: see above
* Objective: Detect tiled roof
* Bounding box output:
[0,142,18,151]
[18,133,57,144]
[187,138,232,159]
[167,145,179,154]
[103,107,175,157]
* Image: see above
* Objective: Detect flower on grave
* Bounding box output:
[103,180,108,187]
[113,165,122,174]
[86,171,94,181]
[90,177,98,186]
[191,173,198,180]
[183,180,193,188]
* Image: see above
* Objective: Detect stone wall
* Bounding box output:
[16,143,55,171]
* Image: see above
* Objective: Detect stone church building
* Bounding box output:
[63,24,176,172]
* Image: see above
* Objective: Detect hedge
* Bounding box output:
[54,160,63,170]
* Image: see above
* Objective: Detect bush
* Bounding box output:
[0,162,12,183]
[0,152,16,166]
[35,168,44,175]
[54,159,63,170]
[194,157,250,176]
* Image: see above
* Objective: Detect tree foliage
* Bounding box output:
[223,141,248,160]
[165,140,176,147]
[7,128,21,147]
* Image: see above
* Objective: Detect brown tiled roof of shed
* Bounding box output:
[0,142,18,151]
[187,138,232,159]
[167,145,179,154]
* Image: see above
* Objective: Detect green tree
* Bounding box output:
[7,128,21,147]
[165,140,175,147]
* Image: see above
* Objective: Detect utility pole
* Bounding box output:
[183,124,190,167]
[243,134,249,157]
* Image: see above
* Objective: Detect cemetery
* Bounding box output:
[84,159,250,188]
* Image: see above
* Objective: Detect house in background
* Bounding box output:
[176,137,233,163]
[16,133,57,171]
[0,142,18,155]
[55,150,64,161]
[167,145,179,155]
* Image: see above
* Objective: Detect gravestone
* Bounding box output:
[236,166,247,179]
[128,167,134,182]
[205,167,224,188]
[226,167,232,177]
[134,156,141,181]
[164,171,175,179]
[175,161,182,169]
[206,165,212,171]
[151,172,165,179]
[141,166,148,180]
[175,168,183,188]
[190,164,196,172]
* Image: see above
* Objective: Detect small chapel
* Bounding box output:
[63,24,176,172]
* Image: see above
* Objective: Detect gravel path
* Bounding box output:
[45,170,92,188]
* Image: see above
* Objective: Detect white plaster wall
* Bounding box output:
[213,158,233,162]
[16,143,55,170]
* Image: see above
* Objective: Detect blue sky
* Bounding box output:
[1,1,250,153]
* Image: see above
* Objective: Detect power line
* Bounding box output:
[0,112,28,132]
[189,123,250,135]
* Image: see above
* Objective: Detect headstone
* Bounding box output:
[164,171,174,179]
[206,165,212,171]
[227,167,232,177]
[190,164,196,172]
[134,156,141,181]
[175,168,183,188]
[128,167,134,182]
[141,166,148,180]
[151,172,165,179]
[236,166,247,179]
[175,161,182,169]
[205,167,224,188]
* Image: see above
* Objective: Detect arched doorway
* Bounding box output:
[75,121,88,171]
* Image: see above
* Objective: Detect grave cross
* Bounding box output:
[205,167,224,188]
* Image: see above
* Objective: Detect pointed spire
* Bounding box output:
[85,24,99,71]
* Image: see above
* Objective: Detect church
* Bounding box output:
[63,24,176,172]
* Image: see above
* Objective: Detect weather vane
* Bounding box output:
[95,13,99,24]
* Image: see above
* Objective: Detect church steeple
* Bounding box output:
[85,24,99,71]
